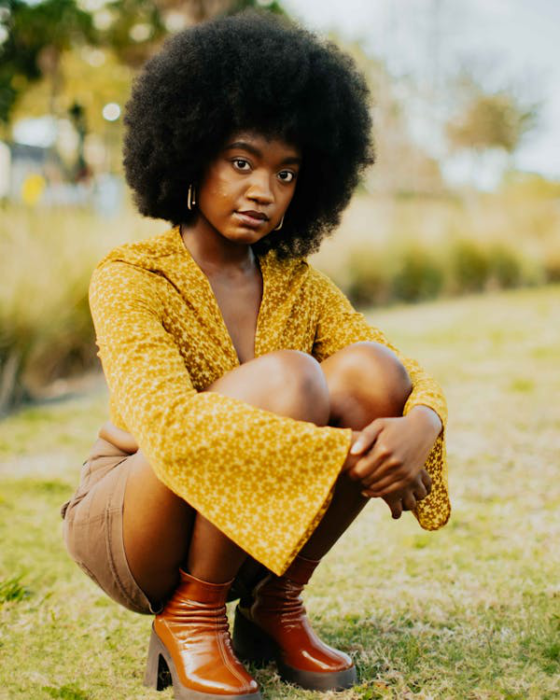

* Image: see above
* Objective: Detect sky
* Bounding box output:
[282,0,560,181]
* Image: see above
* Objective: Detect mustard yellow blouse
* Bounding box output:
[89,225,450,575]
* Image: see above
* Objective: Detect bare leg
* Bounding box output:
[299,342,412,560]
[122,452,195,602]
[122,350,331,604]
[186,514,247,583]
[230,343,411,691]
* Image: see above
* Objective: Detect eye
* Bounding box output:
[278,170,296,183]
[232,158,251,172]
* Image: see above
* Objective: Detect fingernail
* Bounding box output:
[350,441,364,455]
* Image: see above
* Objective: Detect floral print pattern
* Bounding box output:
[88,226,450,575]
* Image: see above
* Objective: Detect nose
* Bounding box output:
[245,170,274,205]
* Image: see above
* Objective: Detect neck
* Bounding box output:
[180,215,256,276]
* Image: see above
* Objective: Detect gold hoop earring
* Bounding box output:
[187,184,197,211]
[274,215,284,231]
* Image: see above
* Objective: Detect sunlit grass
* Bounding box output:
[1,286,559,699]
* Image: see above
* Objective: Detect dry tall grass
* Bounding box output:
[1,182,559,411]
[0,202,160,413]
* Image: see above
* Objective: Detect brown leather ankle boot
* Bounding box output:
[233,555,356,691]
[144,569,261,699]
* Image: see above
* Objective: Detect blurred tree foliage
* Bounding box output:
[0,0,284,125]
[446,75,539,157]
[96,0,167,68]
[167,0,283,24]
[0,0,96,123]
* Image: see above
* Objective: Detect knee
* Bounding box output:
[203,350,330,425]
[257,350,331,426]
[327,342,412,420]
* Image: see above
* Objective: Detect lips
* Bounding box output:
[234,210,269,228]
[239,210,268,221]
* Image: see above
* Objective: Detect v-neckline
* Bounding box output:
[175,226,268,366]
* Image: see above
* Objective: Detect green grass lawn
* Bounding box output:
[1,286,559,700]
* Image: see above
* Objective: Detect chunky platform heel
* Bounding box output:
[145,627,260,700]
[144,628,173,692]
[144,570,261,700]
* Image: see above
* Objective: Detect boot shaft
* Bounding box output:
[160,570,233,631]
[247,554,320,619]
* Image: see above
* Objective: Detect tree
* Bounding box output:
[0,0,285,123]
[447,90,538,156]
[0,0,96,123]
[445,70,540,181]
[444,70,541,190]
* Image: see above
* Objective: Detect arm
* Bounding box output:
[89,261,354,574]
[309,266,450,530]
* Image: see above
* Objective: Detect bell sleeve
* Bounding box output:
[309,266,451,530]
[89,261,354,575]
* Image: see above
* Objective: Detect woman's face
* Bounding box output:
[195,130,302,245]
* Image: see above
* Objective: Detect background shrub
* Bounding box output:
[2,186,559,412]
[347,248,393,307]
[391,247,445,302]
[486,244,524,289]
[449,239,490,294]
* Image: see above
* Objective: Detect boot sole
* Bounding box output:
[232,607,357,692]
[144,626,262,700]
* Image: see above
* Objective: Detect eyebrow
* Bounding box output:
[224,141,302,165]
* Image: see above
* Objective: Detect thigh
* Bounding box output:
[122,450,195,607]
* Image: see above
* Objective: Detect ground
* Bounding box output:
[0,286,559,700]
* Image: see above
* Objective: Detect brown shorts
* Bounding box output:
[61,437,267,615]
[60,437,158,614]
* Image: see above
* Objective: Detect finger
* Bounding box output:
[421,470,432,494]
[402,492,417,511]
[369,466,426,494]
[364,469,413,495]
[360,459,401,487]
[349,450,389,482]
[361,486,385,499]
[349,420,384,456]
[389,499,403,519]
[368,478,413,499]
[351,438,398,482]
[413,481,428,501]
[359,445,408,486]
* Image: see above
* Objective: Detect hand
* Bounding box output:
[345,406,441,498]
[379,469,432,519]
[98,421,139,453]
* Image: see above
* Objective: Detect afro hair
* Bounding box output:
[123,11,374,259]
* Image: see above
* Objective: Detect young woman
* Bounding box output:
[61,12,450,700]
